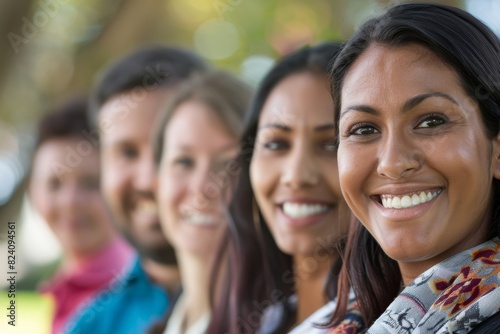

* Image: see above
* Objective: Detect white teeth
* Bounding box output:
[381,189,441,210]
[282,202,329,219]
[411,194,420,206]
[186,213,216,226]
[401,195,411,208]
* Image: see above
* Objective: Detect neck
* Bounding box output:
[293,251,338,326]
[142,257,181,294]
[62,244,106,271]
[398,233,491,286]
[176,251,218,330]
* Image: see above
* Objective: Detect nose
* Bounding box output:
[377,132,423,179]
[280,143,318,188]
[195,163,221,199]
[57,182,84,213]
[134,151,157,192]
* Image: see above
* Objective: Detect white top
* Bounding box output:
[288,300,338,334]
[163,293,210,334]
[258,295,338,334]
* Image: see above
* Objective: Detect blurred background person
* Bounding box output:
[29,96,134,334]
[65,46,208,334]
[151,70,251,334]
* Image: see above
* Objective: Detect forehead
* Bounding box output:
[341,44,463,105]
[99,88,173,145]
[259,71,333,125]
[33,138,99,177]
[164,101,236,150]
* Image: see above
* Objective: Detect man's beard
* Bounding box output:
[120,221,178,266]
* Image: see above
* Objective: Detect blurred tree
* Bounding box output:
[0,0,467,240]
[0,0,34,93]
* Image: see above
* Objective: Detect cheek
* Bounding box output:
[158,172,186,213]
[320,158,342,196]
[85,193,112,227]
[337,144,371,215]
[250,156,275,202]
[337,148,352,193]
[30,187,55,221]
[102,166,129,202]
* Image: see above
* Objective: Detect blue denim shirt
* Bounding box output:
[64,256,169,334]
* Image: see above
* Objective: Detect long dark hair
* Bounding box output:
[330,3,500,327]
[207,42,343,334]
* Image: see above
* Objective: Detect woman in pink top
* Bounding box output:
[29,96,134,334]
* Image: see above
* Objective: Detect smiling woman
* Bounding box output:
[152,70,252,334]
[330,3,500,333]
[207,43,363,334]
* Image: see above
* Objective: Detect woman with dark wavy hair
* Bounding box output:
[208,43,363,334]
[330,3,500,333]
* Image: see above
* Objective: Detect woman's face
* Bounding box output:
[157,101,238,258]
[250,71,351,257]
[29,138,115,256]
[338,43,500,276]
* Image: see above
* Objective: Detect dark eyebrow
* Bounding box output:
[258,123,291,132]
[340,92,460,120]
[340,105,379,120]
[315,124,335,131]
[174,144,238,153]
[258,123,335,132]
[402,92,459,112]
[111,140,136,148]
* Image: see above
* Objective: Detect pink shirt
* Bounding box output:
[39,237,134,334]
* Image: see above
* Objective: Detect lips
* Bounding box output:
[380,188,442,209]
[282,202,330,218]
[184,211,219,226]
[135,200,158,215]
[130,199,160,226]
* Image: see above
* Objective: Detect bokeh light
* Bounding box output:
[194,19,241,60]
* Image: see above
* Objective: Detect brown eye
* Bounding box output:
[80,177,99,190]
[48,177,61,191]
[323,138,337,152]
[121,146,138,159]
[263,140,289,151]
[174,157,194,168]
[417,115,447,128]
[350,123,379,135]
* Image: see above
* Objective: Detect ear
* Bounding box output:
[492,132,500,180]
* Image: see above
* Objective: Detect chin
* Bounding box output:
[185,245,219,258]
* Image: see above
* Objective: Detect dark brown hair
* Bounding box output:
[34,95,92,151]
[153,70,252,167]
[89,46,208,127]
